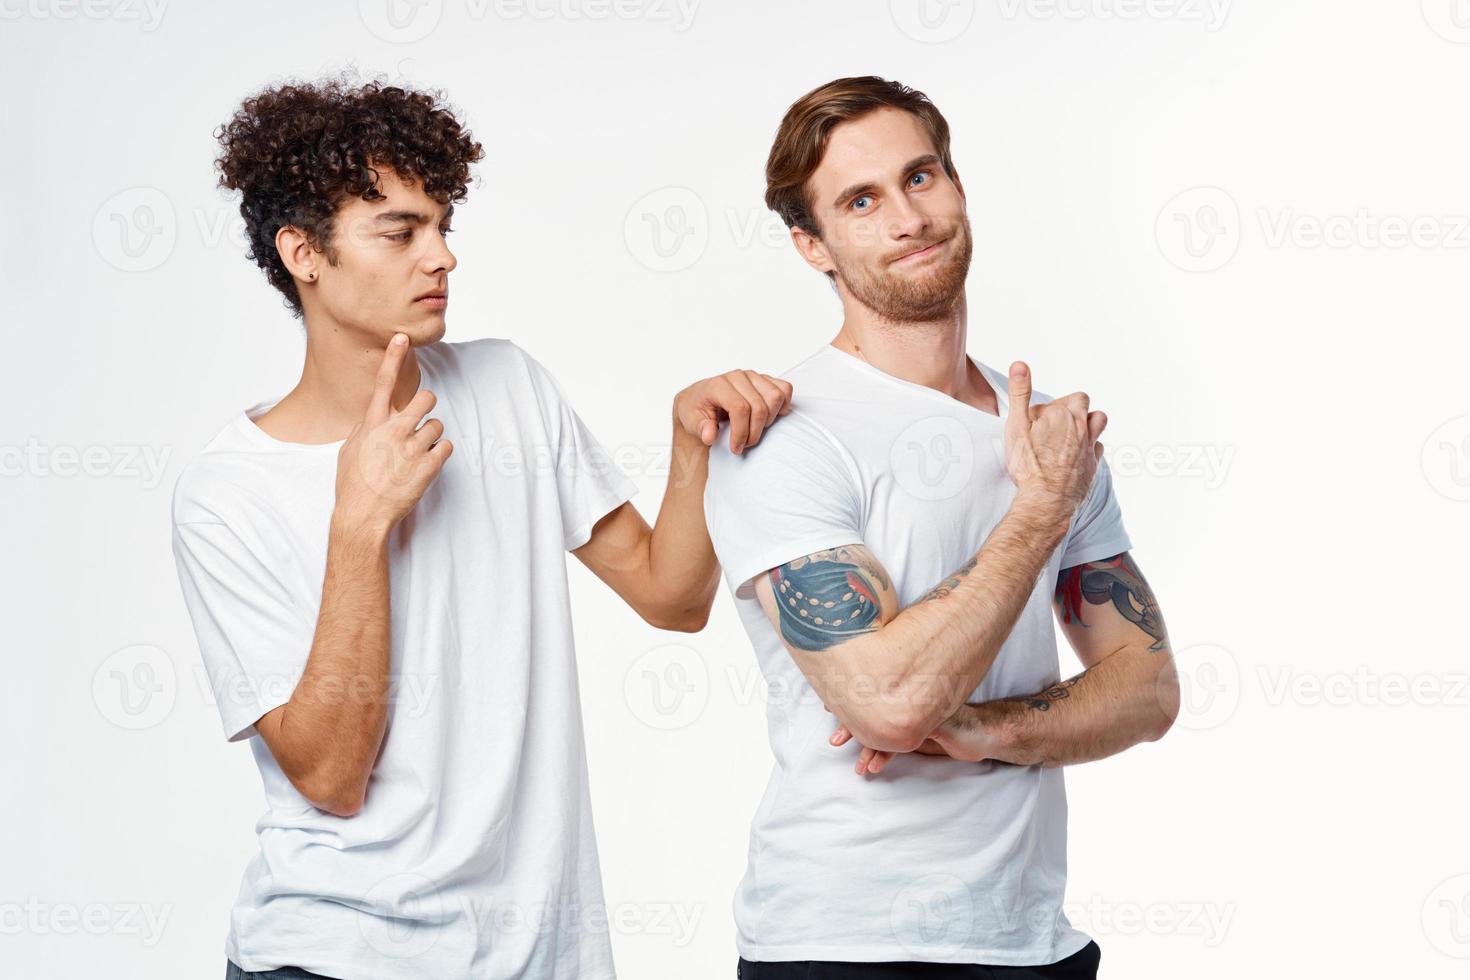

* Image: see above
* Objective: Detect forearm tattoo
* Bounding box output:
[1054,552,1169,652]
[916,555,977,603]
[768,546,890,651]
[1004,674,1084,711]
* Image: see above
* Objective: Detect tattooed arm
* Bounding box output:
[750,365,1106,754]
[750,487,1074,754]
[917,551,1180,768]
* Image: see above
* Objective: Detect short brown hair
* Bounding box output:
[764,76,956,238]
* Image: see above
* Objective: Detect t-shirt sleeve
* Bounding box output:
[703,413,866,595]
[171,518,313,742]
[1059,456,1133,569]
[518,346,640,552]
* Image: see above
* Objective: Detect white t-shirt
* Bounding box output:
[170,337,637,980]
[703,343,1131,967]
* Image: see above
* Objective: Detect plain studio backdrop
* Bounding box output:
[2,1,1466,977]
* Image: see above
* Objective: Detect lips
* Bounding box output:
[893,238,948,264]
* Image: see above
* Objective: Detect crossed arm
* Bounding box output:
[906,551,1179,770]
[755,538,1179,768]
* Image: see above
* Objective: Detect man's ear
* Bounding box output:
[791,225,835,277]
[275,225,317,282]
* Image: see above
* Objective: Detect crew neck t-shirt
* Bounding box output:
[702,343,1132,967]
[169,337,637,980]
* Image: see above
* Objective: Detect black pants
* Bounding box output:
[225,962,338,980]
[738,939,1101,979]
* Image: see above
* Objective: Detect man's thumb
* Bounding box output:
[1007,362,1033,427]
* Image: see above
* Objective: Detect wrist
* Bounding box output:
[1010,489,1073,543]
[329,510,393,548]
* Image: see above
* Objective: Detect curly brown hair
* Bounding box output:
[214,74,485,318]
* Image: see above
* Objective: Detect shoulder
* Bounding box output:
[706,407,858,490]
[169,418,260,528]
[426,335,532,384]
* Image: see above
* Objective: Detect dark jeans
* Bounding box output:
[225,962,339,980]
[737,939,1101,979]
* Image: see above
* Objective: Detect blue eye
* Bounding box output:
[910,171,930,187]
[852,195,872,211]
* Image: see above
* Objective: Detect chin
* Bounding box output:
[399,319,448,346]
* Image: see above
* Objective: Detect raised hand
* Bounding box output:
[334,333,454,533]
[1002,361,1106,517]
[674,369,795,454]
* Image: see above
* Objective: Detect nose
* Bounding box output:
[424,230,457,276]
[886,192,928,241]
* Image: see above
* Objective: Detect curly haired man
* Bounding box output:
[169,75,795,980]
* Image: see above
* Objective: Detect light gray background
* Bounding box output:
[3,1,1467,977]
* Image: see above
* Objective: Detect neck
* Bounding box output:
[274,318,424,442]
[830,293,977,399]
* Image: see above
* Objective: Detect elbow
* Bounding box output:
[1148,660,1181,742]
[642,605,710,633]
[845,707,934,754]
[641,594,714,633]
[295,773,366,818]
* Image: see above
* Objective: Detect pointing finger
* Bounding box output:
[367,334,409,424]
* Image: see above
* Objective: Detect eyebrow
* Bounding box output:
[829,154,942,210]
[371,203,455,225]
